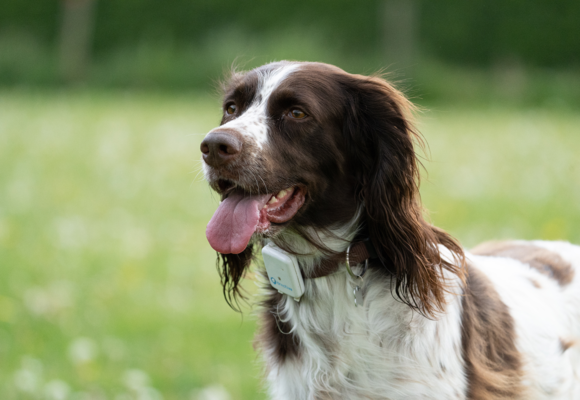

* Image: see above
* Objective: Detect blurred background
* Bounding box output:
[0,1,579,399]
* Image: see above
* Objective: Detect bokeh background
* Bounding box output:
[1,1,579,399]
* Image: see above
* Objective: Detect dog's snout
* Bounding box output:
[200,130,243,168]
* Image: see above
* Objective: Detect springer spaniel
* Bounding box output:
[200,61,580,399]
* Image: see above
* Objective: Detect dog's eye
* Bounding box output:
[225,104,237,115]
[288,109,306,119]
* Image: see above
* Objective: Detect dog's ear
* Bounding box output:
[341,74,465,316]
[217,244,254,311]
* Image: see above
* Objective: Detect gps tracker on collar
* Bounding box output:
[262,242,305,302]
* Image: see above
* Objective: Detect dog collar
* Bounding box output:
[303,239,378,307]
[262,238,380,305]
[302,238,378,279]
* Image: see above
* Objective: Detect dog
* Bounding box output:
[200,61,580,399]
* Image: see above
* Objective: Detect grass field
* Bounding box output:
[0,90,579,400]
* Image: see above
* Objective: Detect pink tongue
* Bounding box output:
[206,192,271,254]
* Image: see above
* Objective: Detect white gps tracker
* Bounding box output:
[262,243,305,302]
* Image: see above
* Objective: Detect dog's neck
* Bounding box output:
[269,209,364,276]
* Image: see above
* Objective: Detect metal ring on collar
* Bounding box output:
[345,244,369,279]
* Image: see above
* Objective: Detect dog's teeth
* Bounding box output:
[263,204,268,209]
[268,196,277,204]
[277,189,287,199]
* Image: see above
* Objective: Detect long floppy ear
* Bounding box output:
[217,243,255,311]
[342,74,465,317]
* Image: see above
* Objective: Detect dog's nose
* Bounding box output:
[200,131,243,168]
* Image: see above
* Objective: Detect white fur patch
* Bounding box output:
[215,63,300,149]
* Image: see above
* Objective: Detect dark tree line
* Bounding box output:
[1,0,579,69]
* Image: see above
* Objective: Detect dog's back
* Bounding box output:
[469,240,580,399]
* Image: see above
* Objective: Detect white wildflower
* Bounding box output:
[68,337,98,364]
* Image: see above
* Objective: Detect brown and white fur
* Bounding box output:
[200,61,580,399]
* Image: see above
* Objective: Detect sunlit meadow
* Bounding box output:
[0,90,579,400]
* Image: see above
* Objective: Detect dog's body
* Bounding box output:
[259,240,580,400]
[200,61,580,399]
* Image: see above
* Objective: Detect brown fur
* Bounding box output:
[559,338,575,353]
[254,281,301,366]
[333,69,466,316]
[217,244,255,311]
[528,278,542,289]
[461,264,525,399]
[471,241,574,286]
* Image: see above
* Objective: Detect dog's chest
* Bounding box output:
[261,273,467,400]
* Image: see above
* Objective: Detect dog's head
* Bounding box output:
[201,61,463,315]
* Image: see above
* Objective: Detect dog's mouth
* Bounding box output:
[206,180,306,254]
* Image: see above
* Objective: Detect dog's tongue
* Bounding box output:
[206,191,271,254]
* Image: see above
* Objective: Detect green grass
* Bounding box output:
[0,90,264,400]
[0,90,579,399]
[419,105,580,246]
